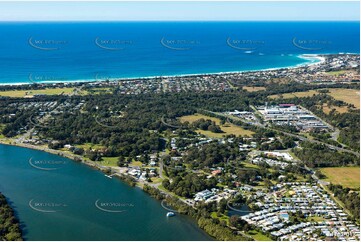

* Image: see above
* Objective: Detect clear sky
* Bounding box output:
[0,1,359,21]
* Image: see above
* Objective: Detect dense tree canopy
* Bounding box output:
[0,193,22,241]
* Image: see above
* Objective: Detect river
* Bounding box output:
[0,144,212,241]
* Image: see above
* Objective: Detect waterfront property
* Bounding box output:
[0,144,212,241]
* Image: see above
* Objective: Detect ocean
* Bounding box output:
[0,21,359,85]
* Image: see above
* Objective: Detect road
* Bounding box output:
[158,158,165,180]
[299,105,346,148]
[273,129,359,157]
[208,109,359,158]
[160,115,182,129]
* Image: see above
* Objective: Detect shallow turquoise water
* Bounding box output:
[0,21,359,84]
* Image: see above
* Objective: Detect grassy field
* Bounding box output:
[84,87,113,95]
[320,167,360,189]
[0,86,116,98]
[269,88,360,109]
[75,143,106,150]
[100,157,119,167]
[150,177,163,183]
[240,162,260,169]
[243,86,266,92]
[180,114,219,123]
[180,113,254,138]
[325,70,347,76]
[0,87,75,97]
[210,212,229,226]
[321,103,349,114]
[307,216,326,222]
[268,90,319,99]
[327,88,360,108]
[246,230,272,241]
[129,161,143,167]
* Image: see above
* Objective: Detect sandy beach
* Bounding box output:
[0,54,330,86]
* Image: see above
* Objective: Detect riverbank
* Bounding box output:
[0,139,215,238]
[0,139,141,187]
[0,139,99,169]
[0,143,213,240]
[0,192,23,241]
[0,138,251,241]
[143,185,251,241]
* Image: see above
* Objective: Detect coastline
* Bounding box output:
[0,139,241,241]
[0,140,142,185]
[0,139,218,240]
[0,140,218,241]
[0,139,186,196]
[1,52,360,87]
[0,53,333,86]
[0,139,101,170]
[0,51,358,240]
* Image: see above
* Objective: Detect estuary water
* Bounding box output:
[0,144,212,240]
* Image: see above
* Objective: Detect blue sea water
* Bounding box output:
[0,21,359,84]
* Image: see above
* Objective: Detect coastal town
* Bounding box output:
[0,1,359,241]
[0,53,359,241]
[88,54,359,94]
[87,54,360,94]
[0,54,358,97]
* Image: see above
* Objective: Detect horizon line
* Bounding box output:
[0,20,359,22]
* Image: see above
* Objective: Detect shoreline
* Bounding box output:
[0,140,217,240]
[0,139,102,170]
[0,53,342,87]
[0,139,217,240]
[0,140,144,185]
[0,192,23,241]
[0,139,241,241]
[0,139,169,200]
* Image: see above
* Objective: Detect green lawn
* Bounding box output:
[100,157,119,167]
[180,113,254,138]
[75,143,106,150]
[84,87,113,95]
[0,86,117,98]
[0,87,75,97]
[307,216,326,222]
[211,212,230,226]
[240,162,260,169]
[247,230,272,241]
[129,161,143,167]
[326,70,347,76]
[320,167,360,189]
[151,177,163,183]
[268,88,360,109]
[243,86,266,92]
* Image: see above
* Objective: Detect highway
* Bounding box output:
[206,109,359,158]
